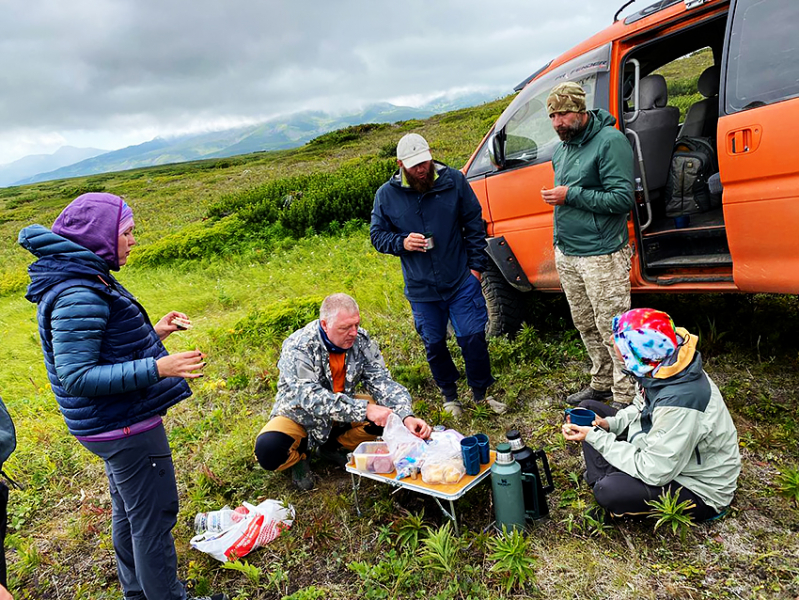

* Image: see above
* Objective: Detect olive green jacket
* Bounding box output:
[551,108,635,256]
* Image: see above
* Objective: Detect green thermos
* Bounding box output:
[490,443,528,532]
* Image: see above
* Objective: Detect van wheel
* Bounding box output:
[481,261,529,337]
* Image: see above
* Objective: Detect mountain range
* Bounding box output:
[0,146,107,187]
[8,92,497,186]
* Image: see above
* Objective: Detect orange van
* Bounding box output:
[464,0,799,335]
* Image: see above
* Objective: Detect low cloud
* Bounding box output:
[0,0,623,164]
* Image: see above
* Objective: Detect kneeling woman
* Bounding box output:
[562,308,741,520]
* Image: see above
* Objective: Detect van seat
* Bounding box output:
[679,66,720,139]
[625,74,681,190]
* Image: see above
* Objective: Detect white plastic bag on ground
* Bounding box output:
[190,499,295,562]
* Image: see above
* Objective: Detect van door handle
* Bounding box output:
[727,126,762,154]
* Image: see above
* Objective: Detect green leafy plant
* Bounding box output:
[348,550,419,600]
[776,467,799,505]
[221,558,262,584]
[487,526,537,593]
[560,512,584,534]
[470,402,492,421]
[226,373,249,390]
[265,563,289,595]
[646,488,697,541]
[584,506,612,538]
[282,585,328,600]
[419,521,460,573]
[395,510,425,551]
[376,524,393,547]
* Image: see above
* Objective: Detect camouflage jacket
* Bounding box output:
[270,320,414,447]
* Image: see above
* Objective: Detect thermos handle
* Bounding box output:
[534,449,555,494]
[520,472,539,519]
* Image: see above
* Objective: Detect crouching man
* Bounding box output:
[255,293,431,490]
[562,308,741,521]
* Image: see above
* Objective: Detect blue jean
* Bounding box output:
[79,423,185,600]
[410,274,495,397]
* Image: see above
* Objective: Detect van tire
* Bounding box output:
[481,261,529,337]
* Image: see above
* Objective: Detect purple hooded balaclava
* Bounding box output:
[52,193,134,271]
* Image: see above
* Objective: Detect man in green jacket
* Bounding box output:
[542,81,635,407]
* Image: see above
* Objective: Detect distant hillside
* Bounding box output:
[0,146,105,187]
[15,95,496,185]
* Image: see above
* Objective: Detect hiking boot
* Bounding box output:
[190,594,230,600]
[442,400,464,417]
[566,386,612,406]
[317,445,349,468]
[484,395,508,415]
[608,400,630,411]
[290,458,314,491]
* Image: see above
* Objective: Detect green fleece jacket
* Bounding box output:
[585,330,741,512]
[551,108,635,256]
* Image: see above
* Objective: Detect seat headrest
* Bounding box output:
[698,65,720,98]
[639,74,669,110]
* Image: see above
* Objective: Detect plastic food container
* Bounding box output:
[352,441,394,473]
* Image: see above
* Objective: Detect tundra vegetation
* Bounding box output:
[0,51,797,598]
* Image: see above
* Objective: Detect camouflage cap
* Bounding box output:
[546,82,587,116]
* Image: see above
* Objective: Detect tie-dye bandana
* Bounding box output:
[612,308,678,377]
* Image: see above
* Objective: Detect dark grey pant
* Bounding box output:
[79,423,186,600]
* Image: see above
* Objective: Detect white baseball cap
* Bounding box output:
[396,133,432,168]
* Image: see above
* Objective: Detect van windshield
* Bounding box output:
[496,44,610,166]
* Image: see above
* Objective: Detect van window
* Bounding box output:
[492,44,610,168]
[466,134,496,178]
[504,74,598,166]
[725,0,799,113]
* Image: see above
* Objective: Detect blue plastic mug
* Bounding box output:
[565,407,597,427]
[460,436,481,476]
[474,433,490,464]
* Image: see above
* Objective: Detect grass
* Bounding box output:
[1,73,798,598]
[3,229,798,599]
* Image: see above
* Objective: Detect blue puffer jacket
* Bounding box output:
[370,162,488,302]
[19,224,191,436]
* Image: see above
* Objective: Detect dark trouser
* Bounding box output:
[579,400,719,521]
[410,274,495,399]
[79,423,185,600]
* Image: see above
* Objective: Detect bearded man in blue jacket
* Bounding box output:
[370,133,503,416]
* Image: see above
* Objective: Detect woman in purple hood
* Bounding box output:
[19,193,226,600]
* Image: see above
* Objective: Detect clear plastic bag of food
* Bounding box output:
[383,412,426,476]
[421,431,465,485]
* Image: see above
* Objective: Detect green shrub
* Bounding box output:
[135,157,395,264]
[308,123,390,149]
[225,296,323,347]
[130,216,251,266]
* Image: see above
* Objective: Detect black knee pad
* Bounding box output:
[254,431,305,471]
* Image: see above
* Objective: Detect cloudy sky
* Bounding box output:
[0,0,629,165]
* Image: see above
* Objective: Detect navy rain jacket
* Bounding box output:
[370,162,488,302]
[18,224,191,436]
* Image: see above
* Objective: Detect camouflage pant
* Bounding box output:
[555,245,635,403]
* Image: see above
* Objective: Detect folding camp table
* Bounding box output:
[345,451,495,535]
